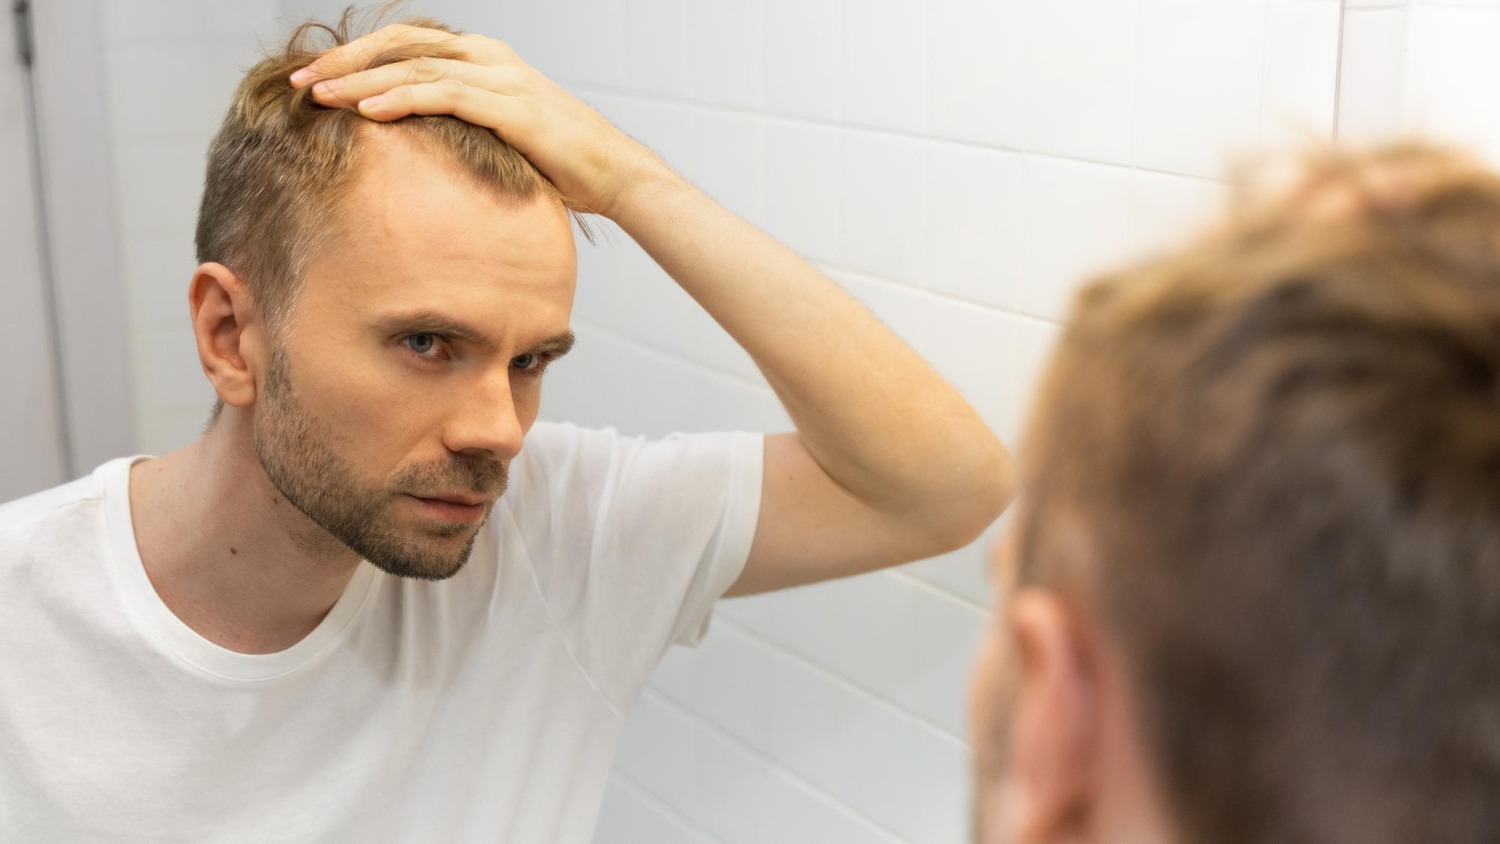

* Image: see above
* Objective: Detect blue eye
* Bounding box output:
[405,333,438,355]
[512,353,539,371]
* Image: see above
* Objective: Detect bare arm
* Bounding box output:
[295,25,1013,594]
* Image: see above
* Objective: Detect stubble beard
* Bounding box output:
[253,348,507,581]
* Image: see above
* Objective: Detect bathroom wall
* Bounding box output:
[1339,0,1500,159]
[99,1,1343,841]
[98,1,280,453]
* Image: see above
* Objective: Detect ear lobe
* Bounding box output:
[189,262,262,412]
[1008,589,1100,842]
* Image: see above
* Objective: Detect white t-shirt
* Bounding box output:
[0,422,763,843]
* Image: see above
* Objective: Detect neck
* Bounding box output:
[129,412,362,654]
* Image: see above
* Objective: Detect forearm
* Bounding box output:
[608,170,1012,537]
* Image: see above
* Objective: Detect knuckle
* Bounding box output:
[409,56,443,80]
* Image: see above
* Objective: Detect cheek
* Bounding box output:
[295,353,429,447]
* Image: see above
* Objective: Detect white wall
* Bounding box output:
[1340,0,1500,159]
[98,1,279,455]
[99,1,1343,841]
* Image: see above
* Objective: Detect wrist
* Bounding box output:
[600,153,684,225]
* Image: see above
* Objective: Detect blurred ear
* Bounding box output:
[1007,588,1101,842]
[189,262,265,413]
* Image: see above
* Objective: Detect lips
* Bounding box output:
[411,492,489,507]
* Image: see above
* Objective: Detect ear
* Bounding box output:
[1007,588,1100,842]
[189,262,265,413]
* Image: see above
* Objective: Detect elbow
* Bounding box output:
[918,440,1016,557]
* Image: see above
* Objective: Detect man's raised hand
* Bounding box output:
[290,23,670,218]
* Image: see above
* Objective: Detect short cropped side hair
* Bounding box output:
[1019,143,1500,844]
[195,7,571,331]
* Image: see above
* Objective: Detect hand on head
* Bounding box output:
[288,23,669,219]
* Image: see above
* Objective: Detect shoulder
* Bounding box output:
[0,469,106,533]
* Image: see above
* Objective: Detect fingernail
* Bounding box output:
[358,95,385,112]
[289,67,316,85]
[313,79,341,97]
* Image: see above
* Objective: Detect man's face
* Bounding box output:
[254,133,577,580]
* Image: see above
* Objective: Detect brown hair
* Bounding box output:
[195,5,570,331]
[1018,143,1500,844]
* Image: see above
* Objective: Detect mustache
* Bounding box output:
[392,454,509,500]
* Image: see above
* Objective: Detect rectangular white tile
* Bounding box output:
[694,627,774,749]
[764,0,841,121]
[685,111,765,229]
[842,0,927,133]
[1404,6,1500,163]
[1025,0,1140,165]
[550,0,629,88]
[1336,8,1411,142]
[765,657,920,839]
[627,0,690,98]
[593,777,712,844]
[614,693,700,810]
[687,0,765,109]
[1016,154,1136,323]
[1261,0,1341,146]
[1126,170,1231,259]
[764,121,843,264]
[911,579,990,738]
[928,0,1028,149]
[915,294,1061,447]
[924,142,1025,309]
[840,131,927,286]
[909,724,973,843]
[723,572,919,704]
[698,728,902,844]
[1133,0,1268,179]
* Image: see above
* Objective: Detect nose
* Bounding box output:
[442,370,526,462]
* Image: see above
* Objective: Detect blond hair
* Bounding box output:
[1019,143,1500,843]
[195,7,569,330]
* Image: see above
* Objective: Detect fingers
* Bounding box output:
[354,78,536,140]
[290,23,457,87]
[309,57,518,108]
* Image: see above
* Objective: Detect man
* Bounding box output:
[970,144,1500,844]
[0,13,1009,842]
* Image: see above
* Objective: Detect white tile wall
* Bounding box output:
[1338,1,1500,162]
[99,1,1343,841]
[101,0,277,455]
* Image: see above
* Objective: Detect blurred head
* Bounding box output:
[190,10,578,579]
[972,143,1500,844]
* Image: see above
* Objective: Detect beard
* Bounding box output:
[253,348,507,580]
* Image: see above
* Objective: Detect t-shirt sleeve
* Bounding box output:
[504,422,764,710]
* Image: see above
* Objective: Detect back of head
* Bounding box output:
[1020,143,1500,844]
[195,6,563,330]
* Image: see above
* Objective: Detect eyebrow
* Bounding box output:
[373,310,575,358]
